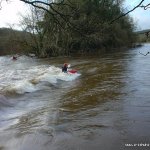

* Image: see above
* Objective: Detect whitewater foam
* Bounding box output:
[0,58,81,95]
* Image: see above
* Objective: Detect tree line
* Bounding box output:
[0,28,27,55]
[0,0,137,57]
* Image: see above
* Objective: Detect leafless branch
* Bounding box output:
[19,0,83,34]
[20,0,76,16]
[110,0,145,24]
[140,3,150,10]
[139,51,150,56]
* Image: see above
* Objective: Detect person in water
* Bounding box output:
[12,56,17,60]
[62,63,68,73]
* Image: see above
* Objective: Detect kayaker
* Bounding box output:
[62,63,69,73]
[12,56,17,60]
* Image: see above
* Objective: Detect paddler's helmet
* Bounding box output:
[64,63,68,67]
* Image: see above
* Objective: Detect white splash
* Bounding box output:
[0,56,80,94]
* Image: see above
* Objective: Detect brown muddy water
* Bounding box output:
[0,44,150,150]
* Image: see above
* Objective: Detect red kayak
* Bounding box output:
[68,70,77,74]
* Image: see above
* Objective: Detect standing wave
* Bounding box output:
[1,64,80,95]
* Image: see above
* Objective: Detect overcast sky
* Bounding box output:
[124,0,150,30]
[0,0,150,30]
[0,0,26,29]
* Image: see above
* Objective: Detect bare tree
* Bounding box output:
[1,0,150,27]
[1,0,150,22]
[19,6,47,56]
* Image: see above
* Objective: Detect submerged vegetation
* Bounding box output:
[0,0,137,57]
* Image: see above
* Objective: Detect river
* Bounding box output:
[0,44,150,150]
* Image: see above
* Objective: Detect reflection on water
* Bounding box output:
[0,44,150,150]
